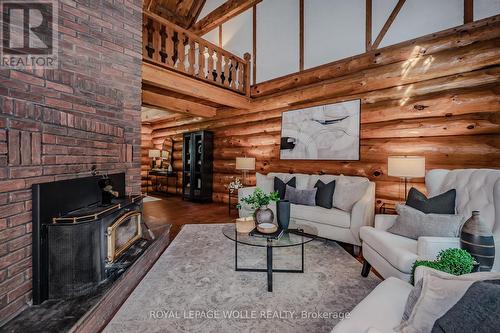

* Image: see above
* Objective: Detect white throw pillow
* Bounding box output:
[333,177,369,212]
[397,268,500,333]
[256,173,273,194]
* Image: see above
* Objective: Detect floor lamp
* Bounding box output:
[388,156,426,201]
[236,157,255,186]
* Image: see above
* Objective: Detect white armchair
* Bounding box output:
[360,169,500,282]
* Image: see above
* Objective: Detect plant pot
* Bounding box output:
[460,211,495,272]
[276,200,290,230]
[254,206,274,225]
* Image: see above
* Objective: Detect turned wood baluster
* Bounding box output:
[207,47,214,82]
[188,38,196,75]
[198,42,206,80]
[238,59,244,93]
[152,21,161,63]
[160,24,167,64]
[165,26,174,67]
[223,54,230,87]
[177,32,186,73]
[216,51,223,85]
[230,57,236,89]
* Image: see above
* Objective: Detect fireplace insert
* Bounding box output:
[32,173,144,304]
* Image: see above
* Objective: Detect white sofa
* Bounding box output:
[360,169,500,282]
[238,172,375,247]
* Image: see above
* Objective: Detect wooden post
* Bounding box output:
[244,52,251,97]
[299,0,304,71]
[464,0,473,23]
[252,5,257,85]
[366,0,372,51]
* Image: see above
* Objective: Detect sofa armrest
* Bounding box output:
[374,215,397,231]
[237,187,256,218]
[417,236,460,260]
[350,182,376,244]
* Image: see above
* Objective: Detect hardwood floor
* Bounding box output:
[143,195,238,240]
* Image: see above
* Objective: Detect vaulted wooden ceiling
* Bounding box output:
[144,0,206,28]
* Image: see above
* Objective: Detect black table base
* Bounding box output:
[234,234,305,292]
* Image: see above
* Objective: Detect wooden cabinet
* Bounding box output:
[182,131,213,202]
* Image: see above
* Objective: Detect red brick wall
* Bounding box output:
[0,0,142,323]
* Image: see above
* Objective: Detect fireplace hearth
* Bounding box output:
[32,173,147,304]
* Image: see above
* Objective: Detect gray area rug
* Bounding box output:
[104,224,380,333]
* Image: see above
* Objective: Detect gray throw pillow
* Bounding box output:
[387,204,464,240]
[284,185,317,206]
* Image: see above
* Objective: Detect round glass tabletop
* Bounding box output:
[222,223,317,248]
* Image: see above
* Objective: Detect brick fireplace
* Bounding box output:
[0,0,142,324]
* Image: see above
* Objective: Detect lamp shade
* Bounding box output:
[235,157,255,170]
[148,149,161,158]
[388,156,425,178]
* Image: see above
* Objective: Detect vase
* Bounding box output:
[277,200,291,230]
[254,206,274,225]
[460,211,495,272]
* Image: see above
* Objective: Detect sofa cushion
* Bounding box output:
[406,187,456,214]
[331,277,412,333]
[314,179,336,209]
[274,177,296,200]
[360,226,418,273]
[291,204,351,228]
[284,185,317,206]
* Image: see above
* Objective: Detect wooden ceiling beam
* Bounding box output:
[191,0,262,36]
[188,0,207,28]
[154,6,190,28]
[142,62,251,109]
[143,90,217,118]
[372,0,406,49]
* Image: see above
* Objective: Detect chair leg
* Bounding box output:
[361,260,371,277]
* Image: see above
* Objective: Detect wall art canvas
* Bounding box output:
[280,99,360,160]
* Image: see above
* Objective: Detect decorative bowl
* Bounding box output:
[257,223,277,234]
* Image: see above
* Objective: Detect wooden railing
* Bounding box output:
[143,12,251,96]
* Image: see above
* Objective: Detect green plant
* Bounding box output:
[236,188,280,210]
[411,248,475,284]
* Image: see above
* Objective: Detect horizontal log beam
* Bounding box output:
[143,90,217,118]
[142,62,251,109]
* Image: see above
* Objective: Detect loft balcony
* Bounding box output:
[142,12,251,114]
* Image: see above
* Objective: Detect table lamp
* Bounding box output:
[235,157,255,186]
[388,156,425,201]
[148,149,160,169]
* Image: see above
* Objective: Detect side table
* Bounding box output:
[228,189,239,215]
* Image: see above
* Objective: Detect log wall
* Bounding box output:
[143,16,500,206]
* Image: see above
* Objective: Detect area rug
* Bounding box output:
[104,224,380,333]
[143,196,162,203]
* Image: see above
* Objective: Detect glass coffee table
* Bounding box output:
[222,224,317,292]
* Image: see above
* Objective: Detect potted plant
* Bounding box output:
[411,248,476,284]
[236,188,280,224]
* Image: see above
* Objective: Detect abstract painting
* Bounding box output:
[280,99,360,160]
